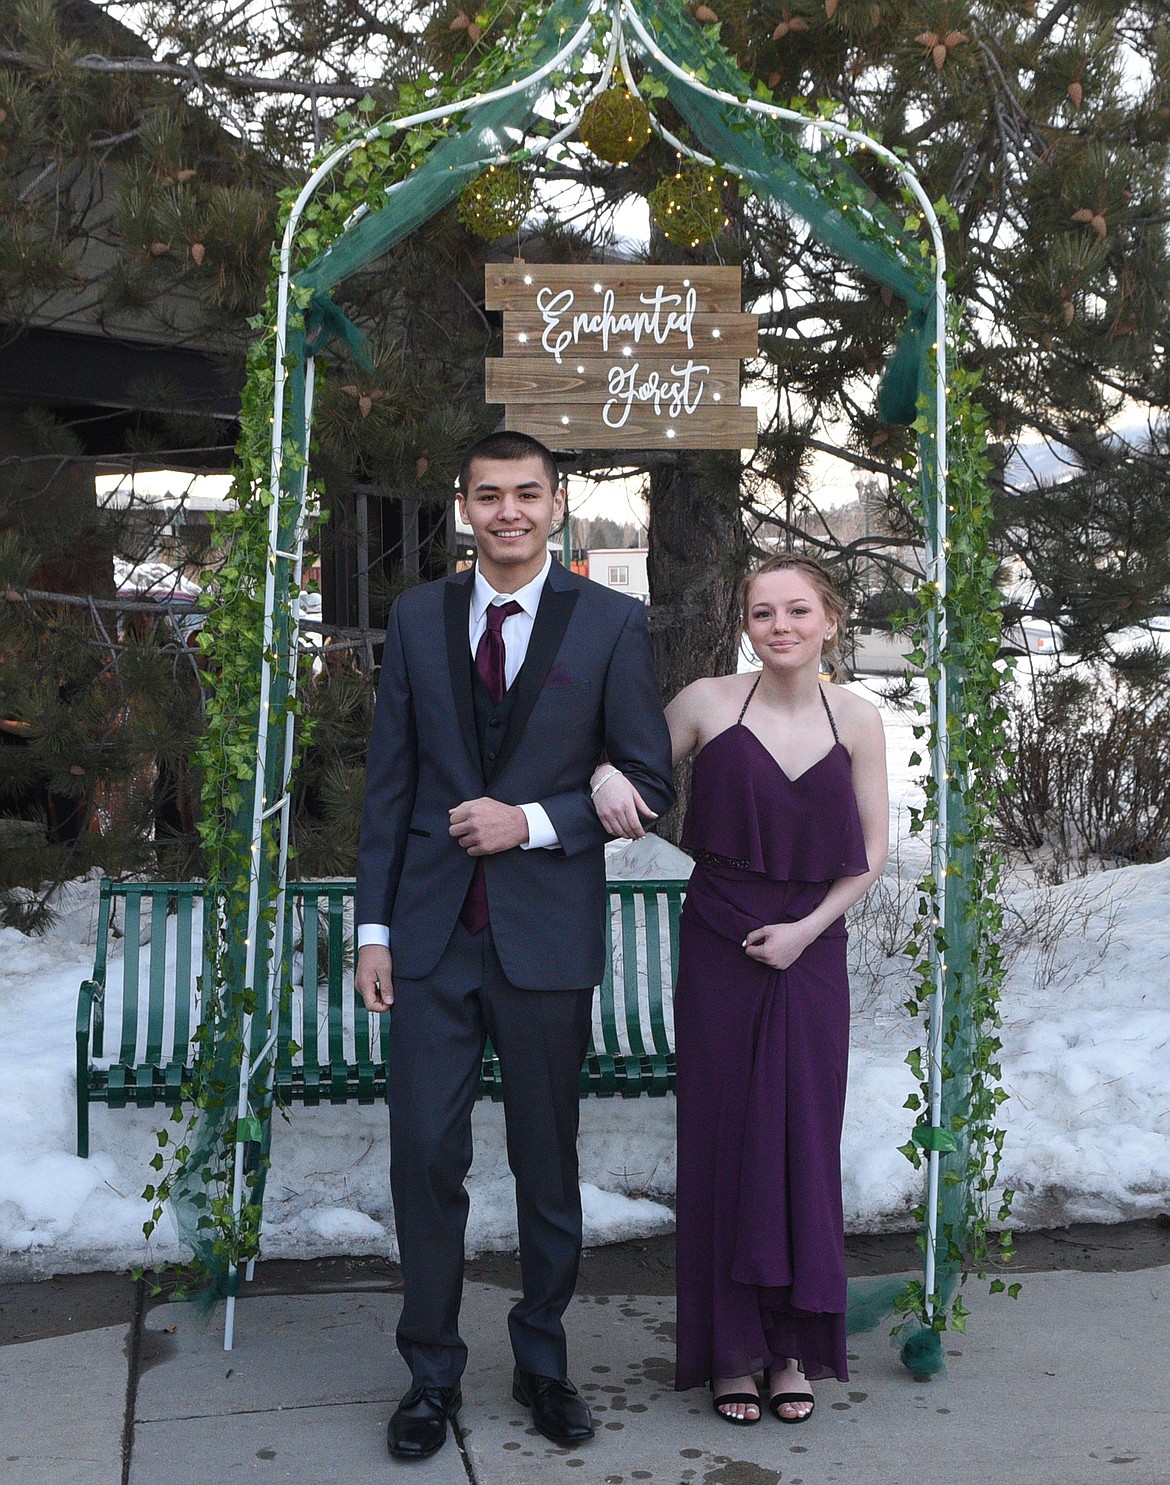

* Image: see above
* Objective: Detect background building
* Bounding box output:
[587,547,649,601]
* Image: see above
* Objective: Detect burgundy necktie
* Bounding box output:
[460,599,524,934]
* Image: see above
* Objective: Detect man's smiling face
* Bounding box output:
[458,455,565,589]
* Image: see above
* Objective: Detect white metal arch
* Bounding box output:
[226,0,953,1351]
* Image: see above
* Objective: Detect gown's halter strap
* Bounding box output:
[739,674,840,744]
[819,683,841,743]
[737,675,761,724]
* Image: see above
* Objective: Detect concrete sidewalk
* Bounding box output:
[3,1249,1169,1485]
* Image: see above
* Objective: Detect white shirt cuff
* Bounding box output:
[357,923,390,948]
[519,802,559,850]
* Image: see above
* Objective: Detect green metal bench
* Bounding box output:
[75,876,686,1156]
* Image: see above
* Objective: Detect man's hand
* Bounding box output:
[449,798,530,856]
[356,944,394,1012]
[742,922,814,972]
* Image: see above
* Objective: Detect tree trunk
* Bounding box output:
[647,449,748,843]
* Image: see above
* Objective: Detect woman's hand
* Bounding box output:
[743,921,814,971]
[590,767,659,839]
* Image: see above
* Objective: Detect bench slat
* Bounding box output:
[119,891,142,1063]
[327,892,347,1102]
[90,883,112,1059]
[172,894,195,1057]
[596,909,622,1062]
[642,890,671,1058]
[326,885,344,1075]
[144,894,168,1070]
[300,896,320,1083]
[619,887,646,1060]
[350,891,377,1098]
[276,897,296,1077]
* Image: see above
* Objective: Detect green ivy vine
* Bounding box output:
[891,325,1017,1355]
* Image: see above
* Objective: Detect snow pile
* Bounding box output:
[0,686,1167,1279]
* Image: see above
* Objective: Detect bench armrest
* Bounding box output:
[79,974,106,1057]
[76,978,104,1158]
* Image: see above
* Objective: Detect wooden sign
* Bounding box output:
[484,264,758,450]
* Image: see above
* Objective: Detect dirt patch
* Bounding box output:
[3,1215,1166,1340]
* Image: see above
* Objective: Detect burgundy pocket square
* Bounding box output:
[545,667,574,688]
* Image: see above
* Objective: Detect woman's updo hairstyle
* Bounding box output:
[739,553,848,682]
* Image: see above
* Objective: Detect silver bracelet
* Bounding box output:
[590,769,620,797]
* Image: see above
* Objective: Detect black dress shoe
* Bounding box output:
[512,1367,595,1445]
[387,1383,462,1460]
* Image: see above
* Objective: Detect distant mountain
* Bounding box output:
[1005,420,1152,490]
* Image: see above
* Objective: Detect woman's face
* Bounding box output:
[745,568,837,671]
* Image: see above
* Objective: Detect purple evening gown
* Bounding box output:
[674,680,869,1390]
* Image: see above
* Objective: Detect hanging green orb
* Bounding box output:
[578,86,653,165]
[457,165,533,239]
[648,164,728,248]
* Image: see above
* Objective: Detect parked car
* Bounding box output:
[1000,618,1066,656]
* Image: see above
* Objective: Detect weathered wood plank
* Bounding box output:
[506,404,758,450]
[485,357,743,405]
[500,312,758,360]
[485,263,744,314]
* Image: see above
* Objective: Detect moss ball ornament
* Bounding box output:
[648,164,728,247]
[457,165,533,239]
[578,86,653,165]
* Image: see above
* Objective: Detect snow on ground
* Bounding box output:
[0,681,1167,1280]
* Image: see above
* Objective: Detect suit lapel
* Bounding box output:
[491,565,579,781]
[443,570,482,782]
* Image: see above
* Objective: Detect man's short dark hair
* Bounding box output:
[458,431,562,497]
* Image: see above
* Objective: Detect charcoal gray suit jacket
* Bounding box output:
[355,560,675,990]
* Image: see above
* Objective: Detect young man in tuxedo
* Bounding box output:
[355,431,674,1460]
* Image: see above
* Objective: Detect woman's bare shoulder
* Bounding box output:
[824,682,886,739]
[671,672,754,711]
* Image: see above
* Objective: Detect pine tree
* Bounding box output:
[4,0,1167,889]
[668,0,1170,661]
[0,1,505,901]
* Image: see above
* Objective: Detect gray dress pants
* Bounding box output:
[387,920,595,1388]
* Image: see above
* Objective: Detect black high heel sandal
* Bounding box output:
[710,1382,762,1426]
[768,1360,814,1424]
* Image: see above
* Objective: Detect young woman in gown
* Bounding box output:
[591,555,888,1425]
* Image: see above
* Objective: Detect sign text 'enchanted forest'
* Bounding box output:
[484,264,758,450]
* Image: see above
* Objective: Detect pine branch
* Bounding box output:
[746,507,926,582]
[4,587,196,615]
[802,436,914,486]
[1029,0,1083,49]
[0,47,383,100]
[2,587,386,649]
[0,447,236,470]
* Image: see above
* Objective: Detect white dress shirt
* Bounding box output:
[357,556,560,949]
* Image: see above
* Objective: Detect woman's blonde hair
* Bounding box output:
[739,553,848,680]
